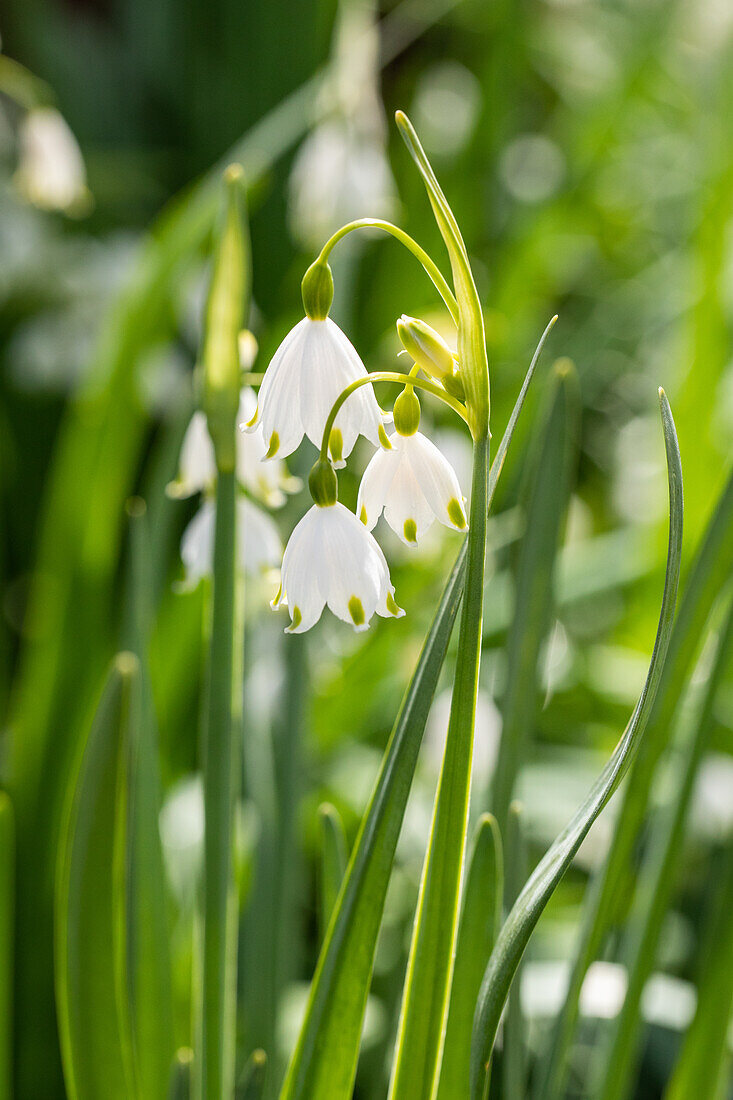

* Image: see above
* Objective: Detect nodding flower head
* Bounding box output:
[357,426,468,548]
[272,502,404,633]
[244,316,389,467]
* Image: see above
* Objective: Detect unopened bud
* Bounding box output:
[302,258,334,320]
[308,457,338,507]
[397,315,457,380]
[393,387,421,436]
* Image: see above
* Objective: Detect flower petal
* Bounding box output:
[357,447,399,529]
[406,432,468,530]
[236,498,282,574]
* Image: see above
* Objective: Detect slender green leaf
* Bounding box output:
[55,654,140,1100]
[664,837,733,1100]
[491,360,579,835]
[0,791,13,1100]
[318,804,347,945]
[279,322,551,1100]
[535,462,733,1100]
[593,594,733,1100]
[123,500,176,1100]
[502,802,528,1100]
[436,814,502,1100]
[471,389,684,1099]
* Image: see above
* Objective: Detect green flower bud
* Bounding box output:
[393,387,421,436]
[308,457,338,507]
[202,164,251,471]
[302,258,334,320]
[396,315,457,380]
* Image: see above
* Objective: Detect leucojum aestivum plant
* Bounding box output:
[54,111,684,1100]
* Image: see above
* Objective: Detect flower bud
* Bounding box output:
[308,457,338,507]
[396,315,457,380]
[301,258,334,320]
[393,387,421,436]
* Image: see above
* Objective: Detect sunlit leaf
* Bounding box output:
[470,390,683,1099]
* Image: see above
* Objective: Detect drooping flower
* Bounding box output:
[15,107,90,215]
[246,317,388,467]
[170,390,296,504]
[357,394,468,547]
[272,501,403,633]
[180,497,281,588]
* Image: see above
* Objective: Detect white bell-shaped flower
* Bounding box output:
[246,317,387,467]
[15,107,90,215]
[180,497,281,588]
[273,502,403,633]
[357,428,468,547]
[173,411,217,498]
[172,392,296,505]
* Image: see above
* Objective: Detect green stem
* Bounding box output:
[388,430,490,1100]
[319,372,468,460]
[200,468,239,1099]
[318,219,459,323]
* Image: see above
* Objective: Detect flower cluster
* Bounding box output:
[246,279,468,634]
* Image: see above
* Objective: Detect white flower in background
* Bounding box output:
[273,502,403,633]
[180,497,281,588]
[288,0,395,249]
[357,427,468,547]
[15,107,90,215]
[173,410,217,498]
[236,388,299,506]
[246,317,387,466]
[171,390,296,504]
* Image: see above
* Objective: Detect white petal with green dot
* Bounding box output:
[246,316,387,463]
[275,502,403,633]
[356,430,467,546]
[236,387,297,507]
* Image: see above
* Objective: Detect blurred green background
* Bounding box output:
[1,0,732,1096]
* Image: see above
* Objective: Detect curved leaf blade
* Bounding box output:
[470,389,684,1098]
[55,654,140,1100]
[317,804,347,945]
[535,461,733,1100]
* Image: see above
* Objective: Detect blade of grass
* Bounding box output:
[471,389,683,1099]
[318,804,348,946]
[55,654,140,1100]
[663,836,733,1100]
[592,593,733,1100]
[490,359,579,836]
[436,814,502,1100]
[502,802,528,1100]
[0,792,13,1100]
[122,500,176,1099]
[279,323,551,1100]
[535,462,733,1100]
